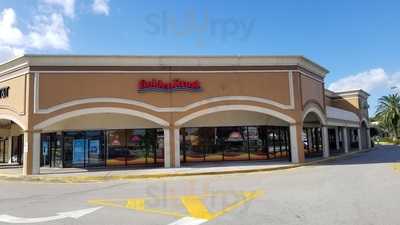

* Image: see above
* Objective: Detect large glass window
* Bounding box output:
[106,129,161,167]
[155,129,164,164]
[0,138,8,163]
[86,131,105,167]
[303,127,323,158]
[41,133,63,167]
[107,130,128,167]
[180,126,290,163]
[248,127,268,160]
[42,128,163,169]
[63,131,86,168]
[218,127,249,161]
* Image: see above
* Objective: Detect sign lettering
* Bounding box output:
[0,87,10,99]
[138,79,202,93]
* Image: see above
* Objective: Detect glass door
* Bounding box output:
[0,138,5,163]
[86,131,105,167]
[11,135,23,164]
[155,129,164,165]
[63,131,86,168]
[41,134,51,167]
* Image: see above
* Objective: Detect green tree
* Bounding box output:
[375,94,400,142]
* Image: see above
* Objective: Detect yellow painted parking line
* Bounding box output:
[211,191,262,219]
[393,163,400,171]
[89,190,264,221]
[181,196,213,220]
[126,199,145,210]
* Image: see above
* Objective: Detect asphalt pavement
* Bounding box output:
[0,145,399,225]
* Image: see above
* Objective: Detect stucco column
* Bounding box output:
[7,136,12,164]
[173,127,181,168]
[290,123,304,163]
[335,127,340,151]
[163,128,171,168]
[22,131,40,175]
[367,128,372,149]
[343,127,349,153]
[322,126,330,158]
[357,128,362,151]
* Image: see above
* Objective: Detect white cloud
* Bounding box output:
[42,0,75,18]
[0,8,24,46]
[0,46,24,63]
[328,68,389,92]
[0,8,25,61]
[92,0,110,16]
[0,7,70,63]
[28,13,69,50]
[388,72,400,90]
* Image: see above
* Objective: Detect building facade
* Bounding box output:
[0,55,371,175]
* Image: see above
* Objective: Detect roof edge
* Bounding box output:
[0,54,329,77]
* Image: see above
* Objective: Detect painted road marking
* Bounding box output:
[126,199,145,210]
[393,163,400,171]
[89,190,263,222]
[167,217,208,225]
[0,207,102,224]
[181,196,213,220]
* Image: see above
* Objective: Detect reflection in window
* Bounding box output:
[180,126,290,163]
[106,129,162,167]
[303,127,323,158]
[44,129,163,168]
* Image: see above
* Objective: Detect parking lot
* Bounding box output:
[0,145,399,225]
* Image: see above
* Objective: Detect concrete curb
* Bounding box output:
[0,149,373,183]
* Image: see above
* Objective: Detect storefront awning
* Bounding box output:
[326,106,360,127]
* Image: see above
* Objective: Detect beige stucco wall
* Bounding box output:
[37,72,291,110]
[331,98,360,115]
[181,110,289,128]
[33,71,297,128]
[300,75,324,110]
[43,113,163,131]
[325,96,332,107]
[0,74,29,131]
[9,123,23,136]
[0,75,26,115]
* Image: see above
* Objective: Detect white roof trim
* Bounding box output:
[0,55,329,78]
[326,106,360,123]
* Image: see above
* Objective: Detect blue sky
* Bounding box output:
[0,0,399,115]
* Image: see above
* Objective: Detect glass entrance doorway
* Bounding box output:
[41,133,63,167]
[86,131,106,167]
[11,135,23,164]
[62,131,106,168]
[0,138,9,163]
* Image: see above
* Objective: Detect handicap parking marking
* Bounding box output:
[89,190,263,223]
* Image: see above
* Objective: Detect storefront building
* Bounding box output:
[0,55,371,175]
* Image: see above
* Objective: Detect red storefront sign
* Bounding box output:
[138,79,202,92]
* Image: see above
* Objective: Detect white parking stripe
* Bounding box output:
[167,217,208,225]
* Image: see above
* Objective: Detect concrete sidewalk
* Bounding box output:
[0,163,21,168]
[0,149,372,183]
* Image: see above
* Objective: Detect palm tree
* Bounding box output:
[375,94,400,142]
